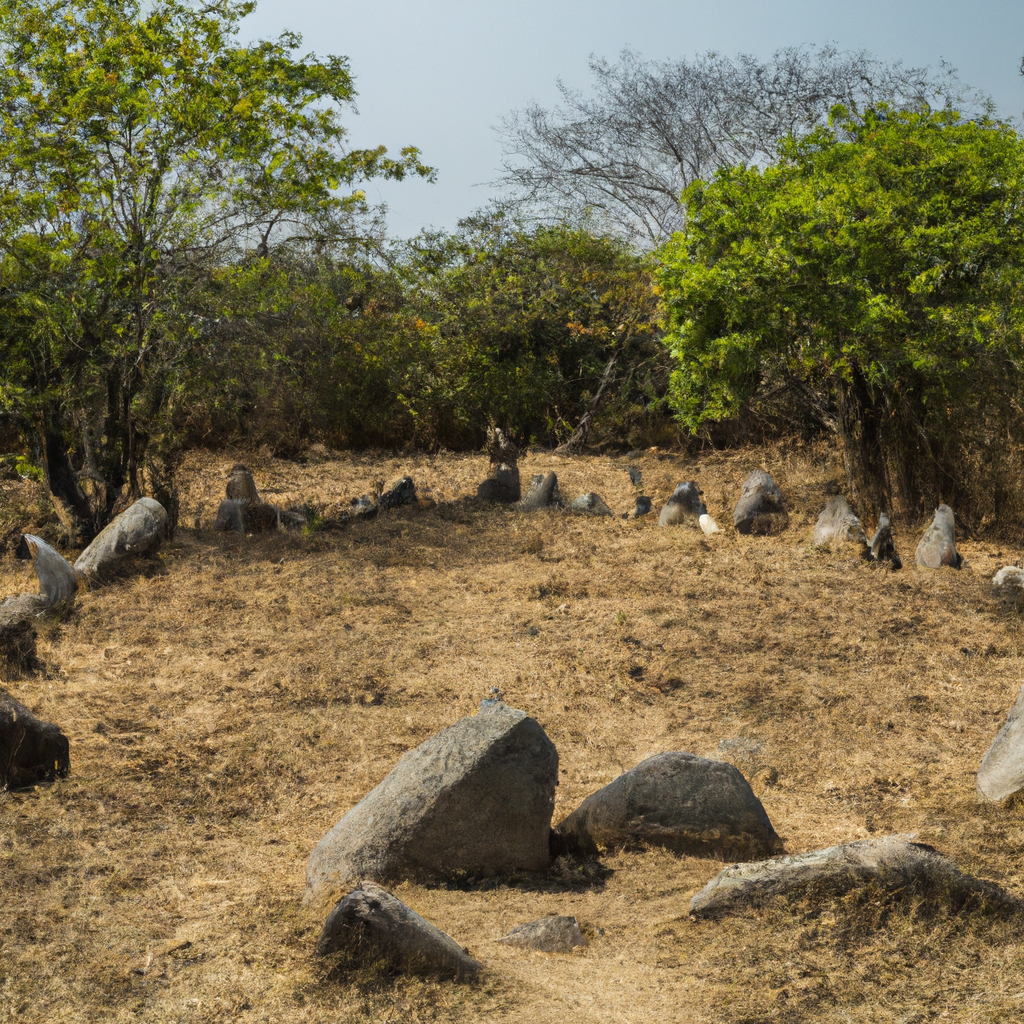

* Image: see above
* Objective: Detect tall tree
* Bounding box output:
[498,46,984,247]
[658,106,1024,517]
[0,0,433,538]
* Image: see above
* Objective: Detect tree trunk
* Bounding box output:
[554,352,618,455]
[39,410,95,544]
[834,364,890,519]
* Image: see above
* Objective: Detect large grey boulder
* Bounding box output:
[519,472,562,510]
[74,498,167,576]
[869,513,903,569]
[812,496,868,552]
[498,915,587,952]
[733,470,789,535]
[306,703,558,901]
[0,691,71,789]
[915,504,962,569]
[977,685,1024,802]
[658,481,705,527]
[316,882,481,979]
[550,752,781,860]
[689,835,1013,917]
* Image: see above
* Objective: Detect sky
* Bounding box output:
[240,0,1024,237]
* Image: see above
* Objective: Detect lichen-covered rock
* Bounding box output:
[316,882,481,979]
[977,684,1024,802]
[689,835,1013,917]
[658,482,705,527]
[306,703,558,901]
[733,471,789,535]
[498,915,587,952]
[551,752,780,860]
[993,566,1024,590]
[812,496,868,551]
[915,504,962,569]
[0,691,70,789]
[74,498,167,576]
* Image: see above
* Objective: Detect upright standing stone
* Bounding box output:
[658,482,706,527]
[520,472,562,510]
[306,703,558,902]
[869,513,902,569]
[733,470,789,535]
[915,504,962,569]
[812,496,868,551]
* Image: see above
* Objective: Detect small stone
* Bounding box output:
[498,915,587,952]
[568,493,612,516]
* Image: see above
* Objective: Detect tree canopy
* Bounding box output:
[658,105,1024,518]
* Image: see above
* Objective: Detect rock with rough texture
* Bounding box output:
[0,691,71,789]
[915,504,962,569]
[376,476,417,512]
[569,493,612,516]
[869,513,902,569]
[306,703,558,901]
[627,496,653,519]
[316,882,481,979]
[812,496,868,551]
[992,566,1024,591]
[477,465,521,503]
[520,472,562,510]
[214,498,246,532]
[551,752,781,860]
[733,470,789,535]
[16,535,78,608]
[498,915,587,952]
[658,482,705,527]
[74,498,167,576]
[977,684,1024,802]
[689,835,1013,917]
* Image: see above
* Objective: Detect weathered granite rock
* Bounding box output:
[306,703,558,901]
[733,470,789,535]
[316,882,481,978]
[812,496,868,551]
[869,513,902,569]
[478,465,521,503]
[689,835,1013,917]
[915,504,962,569]
[0,691,70,789]
[977,684,1024,802]
[520,472,562,510]
[551,752,781,860]
[569,493,612,516]
[74,498,167,576]
[658,482,705,527]
[498,915,587,952]
[992,566,1024,591]
[16,535,78,607]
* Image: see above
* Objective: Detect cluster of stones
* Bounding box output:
[303,701,1016,980]
[0,498,169,789]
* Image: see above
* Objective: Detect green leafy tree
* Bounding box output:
[0,0,432,537]
[658,105,1024,517]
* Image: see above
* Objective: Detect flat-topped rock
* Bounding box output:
[569,493,612,516]
[306,703,558,902]
[498,915,587,952]
[689,835,1013,917]
[551,752,780,860]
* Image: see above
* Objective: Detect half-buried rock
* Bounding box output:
[977,683,1024,803]
[74,498,167,576]
[306,702,558,902]
[551,752,780,860]
[497,915,587,952]
[733,470,789,535]
[689,835,1014,917]
[914,504,962,569]
[0,691,71,789]
[568,493,612,516]
[658,481,705,527]
[316,882,481,979]
[520,472,562,510]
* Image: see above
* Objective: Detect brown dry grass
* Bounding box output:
[4,441,1024,1024]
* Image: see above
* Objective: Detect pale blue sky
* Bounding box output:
[241,0,1024,236]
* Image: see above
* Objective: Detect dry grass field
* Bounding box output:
[4,441,1024,1024]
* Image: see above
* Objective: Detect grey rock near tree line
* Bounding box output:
[74,497,168,576]
[914,504,962,569]
[733,470,789,535]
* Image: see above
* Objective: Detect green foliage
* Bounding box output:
[658,105,1024,514]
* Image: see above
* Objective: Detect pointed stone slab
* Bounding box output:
[306,703,558,901]
[869,513,902,569]
[915,504,961,569]
[316,882,482,979]
[689,835,1013,917]
[977,684,1024,802]
[551,752,781,860]
[15,535,78,608]
[74,498,167,576]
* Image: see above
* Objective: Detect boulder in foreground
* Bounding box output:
[977,684,1024,803]
[306,703,558,901]
[689,835,1014,917]
[0,691,70,789]
[551,752,781,860]
[733,470,789,535]
[74,498,167,576]
[316,882,481,979]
